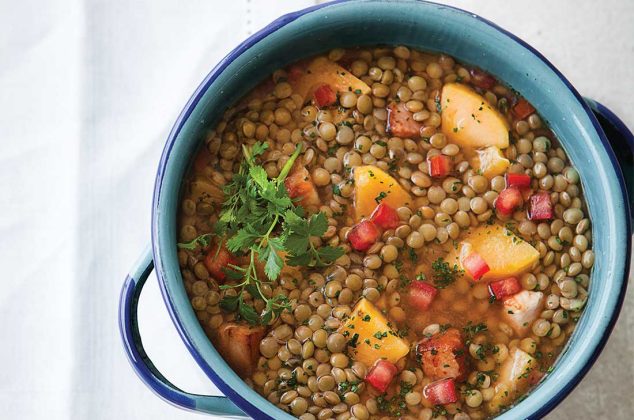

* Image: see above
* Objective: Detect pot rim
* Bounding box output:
[151,1,631,419]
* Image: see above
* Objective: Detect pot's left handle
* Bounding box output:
[118,246,246,417]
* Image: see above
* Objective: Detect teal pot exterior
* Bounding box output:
[119,1,633,419]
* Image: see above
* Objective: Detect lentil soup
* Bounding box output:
[176,46,592,420]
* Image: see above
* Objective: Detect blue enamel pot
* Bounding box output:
[119,1,634,418]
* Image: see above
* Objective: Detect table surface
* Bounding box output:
[0,0,632,419]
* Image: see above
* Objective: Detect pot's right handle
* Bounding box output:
[585,98,634,224]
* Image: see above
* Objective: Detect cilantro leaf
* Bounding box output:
[238,303,259,325]
[244,284,262,300]
[226,227,258,252]
[283,209,311,253]
[284,232,310,255]
[308,212,328,237]
[263,238,284,280]
[285,252,312,267]
[223,266,245,280]
[248,165,270,190]
[251,141,269,158]
[219,295,239,312]
[284,207,304,225]
[317,246,344,263]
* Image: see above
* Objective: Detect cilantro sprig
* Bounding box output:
[213,141,343,325]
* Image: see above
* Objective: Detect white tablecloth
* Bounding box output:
[1,1,632,419]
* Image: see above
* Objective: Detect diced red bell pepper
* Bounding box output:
[365,360,398,393]
[506,173,531,189]
[348,220,380,252]
[313,84,337,107]
[461,251,490,280]
[204,245,238,282]
[423,378,458,405]
[469,68,497,90]
[495,187,523,216]
[512,98,536,120]
[408,281,438,311]
[428,154,453,178]
[488,277,522,300]
[528,192,553,221]
[387,102,422,138]
[370,203,400,230]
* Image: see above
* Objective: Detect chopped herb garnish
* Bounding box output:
[285,370,298,389]
[375,191,388,203]
[373,331,388,340]
[463,321,488,341]
[376,381,414,417]
[397,326,409,338]
[431,257,463,288]
[338,380,361,394]
[399,274,411,289]
[475,345,486,360]
[347,333,360,348]
[400,248,415,264]
[435,96,442,114]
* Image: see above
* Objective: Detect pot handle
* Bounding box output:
[585,98,634,223]
[118,246,246,417]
